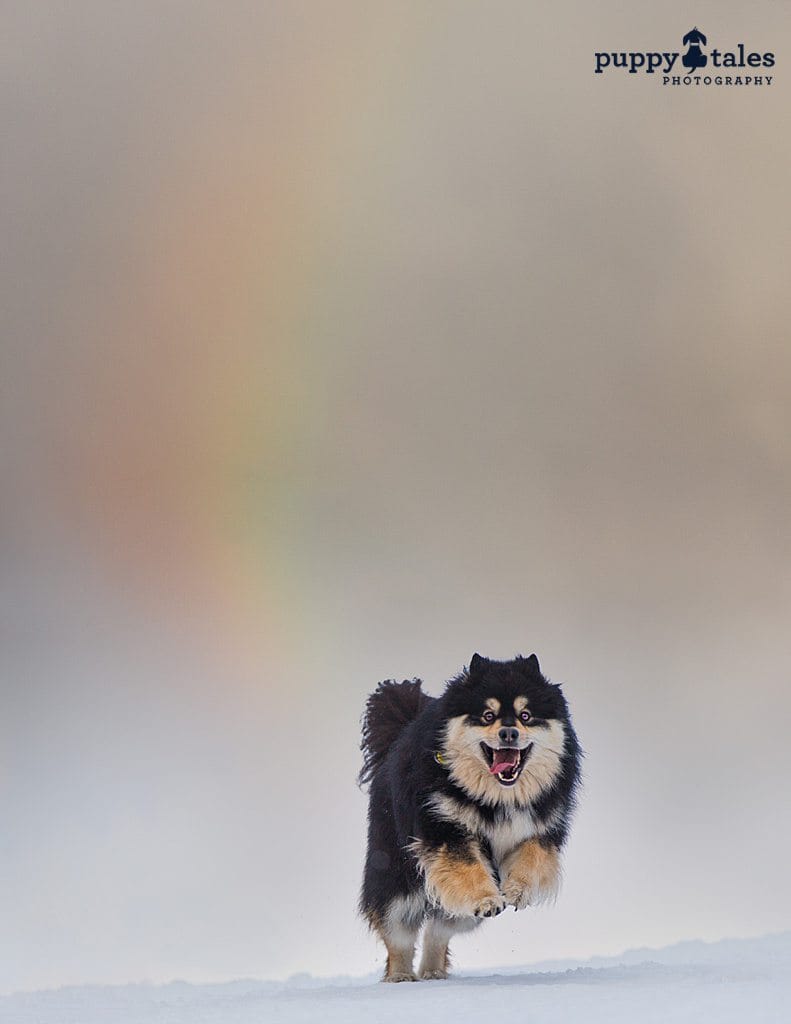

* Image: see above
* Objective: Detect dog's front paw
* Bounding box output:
[382,971,417,983]
[501,879,532,910]
[500,840,561,910]
[418,843,505,919]
[502,871,560,909]
[472,893,506,918]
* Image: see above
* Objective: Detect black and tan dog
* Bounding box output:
[359,653,581,981]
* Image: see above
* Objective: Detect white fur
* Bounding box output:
[425,792,539,867]
[441,716,567,809]
[383,893,425,936]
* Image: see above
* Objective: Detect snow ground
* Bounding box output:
[2,931,789,1024]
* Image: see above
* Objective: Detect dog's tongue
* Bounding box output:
[490,748,520,774]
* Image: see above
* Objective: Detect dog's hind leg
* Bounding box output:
[418,914,481,980]
[376,895,424,982]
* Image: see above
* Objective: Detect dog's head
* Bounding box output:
[438,653,572,805]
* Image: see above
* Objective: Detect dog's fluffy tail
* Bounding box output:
[359,679,428,786]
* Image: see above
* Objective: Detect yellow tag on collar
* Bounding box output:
[434,751,446,765]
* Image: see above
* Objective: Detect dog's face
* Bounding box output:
[439,653,571,805]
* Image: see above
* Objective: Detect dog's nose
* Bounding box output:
[498,726,519,745]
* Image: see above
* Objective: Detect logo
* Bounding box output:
[682,27,707,72]
[594,27,775,87]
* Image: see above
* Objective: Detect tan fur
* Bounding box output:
[412,841,504,917]
[484,697,501,714]
[441,715,566,807]
[418,921,451,979]
[418,915,481,979]
[383,948,417,983]
[500,839,562,908]
[368,896,423,982]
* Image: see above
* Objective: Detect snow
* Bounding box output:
[2,932,789,1024]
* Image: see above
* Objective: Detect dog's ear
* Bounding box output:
[520,653,541,675]
[469,652,488,678]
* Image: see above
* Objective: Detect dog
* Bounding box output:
[359,652,581,982]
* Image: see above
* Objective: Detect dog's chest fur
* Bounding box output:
[426,793,539,867]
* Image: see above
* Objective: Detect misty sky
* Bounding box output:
[2,1,790,994]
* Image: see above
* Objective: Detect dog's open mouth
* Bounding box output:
[480,743,533,786]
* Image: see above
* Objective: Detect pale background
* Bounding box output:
[2,1,790,995]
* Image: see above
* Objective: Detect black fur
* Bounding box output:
[358,679,430,786]
[359,654,582,943]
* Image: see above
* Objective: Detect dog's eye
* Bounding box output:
[481,710,496,724]
[519,710,532,724]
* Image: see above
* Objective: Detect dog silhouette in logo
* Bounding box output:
[682,27,707,71]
